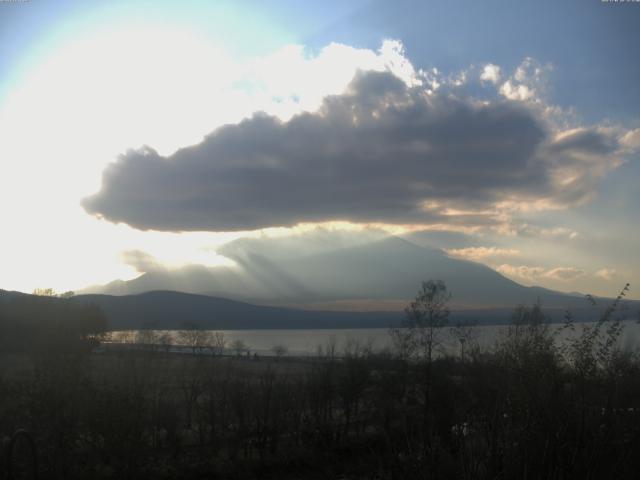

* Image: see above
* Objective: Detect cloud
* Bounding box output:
[497,264,585,282]
[120,249,165,273]
[496,264,546,281]
[551,128,620,155]
[83,45,630,233]
[595,268,617,281]
[621,128,640,151]
[544,267,585,281]
[480,64,501,85]
[445,246,520,261]
[499,57,551,103]
[239,40,424,121]
[500,82,534,102]
[497,223,580,239]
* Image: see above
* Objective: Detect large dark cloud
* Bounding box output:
[82,70,622,232]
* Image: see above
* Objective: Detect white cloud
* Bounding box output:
[242,39,425,121]
[497,264,585,282]
[496,223,580,240]
[544,267,585,281]
[480,63,501,84]
[498,57,552,103]
[595,268,617,281]
[445,247,520,261]
[496,264,546,280]
[499,81,534,101]
[621,128,640,151]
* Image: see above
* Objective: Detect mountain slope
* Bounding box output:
[81,236,634,319]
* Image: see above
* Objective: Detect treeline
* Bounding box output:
[0,293,106,352]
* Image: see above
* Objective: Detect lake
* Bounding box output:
[109,319,640,357]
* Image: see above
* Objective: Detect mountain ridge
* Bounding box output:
[3,287,637,330]
[81,235,615,312]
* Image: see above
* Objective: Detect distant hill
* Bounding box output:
[71,289,640,330]
[2,288,637,331]
[72,290,402,330]
[0,290,27,301]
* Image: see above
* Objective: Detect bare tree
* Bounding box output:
[158,332,173,354]
[389,326,415,360]
[393,280,452,437]
[316,335,338,360]
[449,320,479,362]
[271,344,288,360]
[136,329,159,350]
[566,283,631,377]
[178,323,213,355]
[32,287,57,297]
[32,288,74,298]
[231,339,248,357]
[211,331,227,356]
[342,336,374,359]
[402,280,451,363]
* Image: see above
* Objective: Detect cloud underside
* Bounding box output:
[83,69,623,232]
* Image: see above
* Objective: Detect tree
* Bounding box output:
[316,335,338,360]
[32,288,74,298]
[566,283,631,378]
[231,339,248,357]
[136,329,159,351]
[177,323,213,355]
[498,300,554,363]
[450,320,479,362]
[392,280,451,437]
[271,344,288,360]
[494,301,562,408]
[211,331,227,356]
[400,280,451,363]
[158,332,173,354]
[114,330,136,344]
[32,288,56,297]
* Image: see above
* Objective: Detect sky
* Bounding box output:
[0,0,639,299]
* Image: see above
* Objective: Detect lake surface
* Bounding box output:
[110,320,640,357]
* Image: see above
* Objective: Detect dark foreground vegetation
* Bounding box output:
[1,284,639,479]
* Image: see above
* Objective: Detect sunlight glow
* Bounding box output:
[0,25,417,293]
[0,25,246,292]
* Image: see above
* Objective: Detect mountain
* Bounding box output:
[262,237,531,306]
[79,235,639,324]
